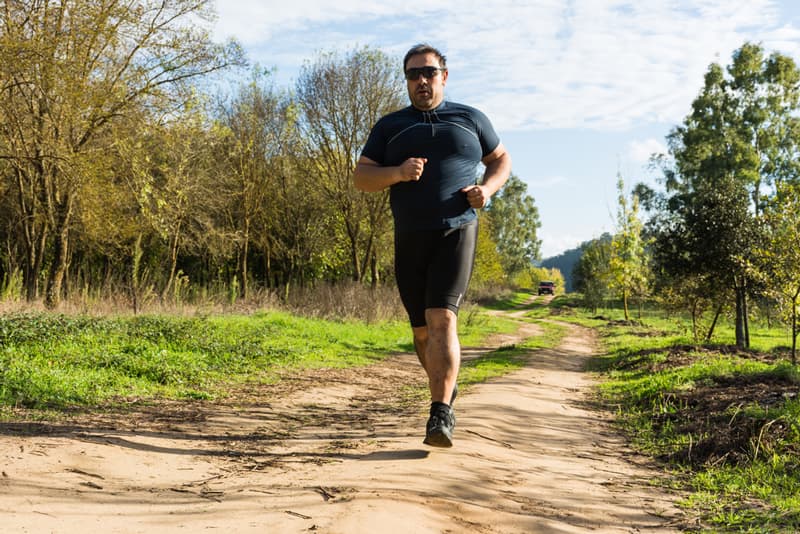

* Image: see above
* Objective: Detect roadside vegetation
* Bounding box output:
[551,294,800,533]
[0,286,539,417]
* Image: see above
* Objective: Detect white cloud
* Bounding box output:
[627,138,667,164]
[538,229,606,258]
[213,0,800,131]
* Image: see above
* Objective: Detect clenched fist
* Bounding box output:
[461,184,489,208]
[400,157,427,182]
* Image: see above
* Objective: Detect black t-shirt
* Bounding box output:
[361,101,501,232]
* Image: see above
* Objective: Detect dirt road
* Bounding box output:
[0,310,686,533]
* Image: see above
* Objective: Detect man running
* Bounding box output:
[353,43,511,447]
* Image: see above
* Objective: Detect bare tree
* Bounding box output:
[295,46,405,283]
[0,0,243,307]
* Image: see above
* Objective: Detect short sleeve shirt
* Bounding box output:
[360,101,501,232]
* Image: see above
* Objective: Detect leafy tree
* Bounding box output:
[572,236,612,314]
[295,46,405,284]
[215,68,302,297]
[646,42,800,348]
[609,174,650,320]
[485,174,541,280]
[471,215,504,290]
[758,183,800,363]
[0,0,243,307]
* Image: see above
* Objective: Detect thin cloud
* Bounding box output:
[528,175,568,189]
[627,138,667,164]
[214,1,800,132]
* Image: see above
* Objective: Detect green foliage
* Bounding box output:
[587,309,800,532]
[572,235,613,313]
[609,174,651,320]
[757,183,800,363]
[471,215,506,289]
[485,174,542,279]
[644,42,800,350]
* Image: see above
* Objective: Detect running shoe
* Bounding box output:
[423,401,455,448]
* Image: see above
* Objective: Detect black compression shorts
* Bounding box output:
[394,219,478,327]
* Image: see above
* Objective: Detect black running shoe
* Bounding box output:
[423,401,455,448]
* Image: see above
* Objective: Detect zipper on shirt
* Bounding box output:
[423,110,436,136]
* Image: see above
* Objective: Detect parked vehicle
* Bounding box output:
[538,281,555,295]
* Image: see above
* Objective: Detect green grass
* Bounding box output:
[0,310,410,408]
[460,320,566,386]
[579,304,800,533]
[0,306,526,411]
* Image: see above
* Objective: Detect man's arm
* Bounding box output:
[462,143,512,208]
[353,156,427,192]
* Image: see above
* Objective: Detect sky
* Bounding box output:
[211,0,800,258]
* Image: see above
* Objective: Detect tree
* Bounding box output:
[295,46,405,284]
[470,214,504,290]
[121,103,224,303]
[216,68,301,297]
[0,0,243,307]
[484,174,541,280]
[759,183,800,363]
[572,236,612,314]
[647,42,800,348]
[609,174,650,321]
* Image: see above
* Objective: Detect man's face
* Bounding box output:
[405,52,447,111]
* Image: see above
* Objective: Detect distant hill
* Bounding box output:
[539,247,582,292]
[538,233,612,292]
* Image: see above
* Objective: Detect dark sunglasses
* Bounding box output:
[404,66,446,81]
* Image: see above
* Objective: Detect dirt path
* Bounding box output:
[0,309,687,533]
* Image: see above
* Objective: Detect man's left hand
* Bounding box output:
[461,185,488,208]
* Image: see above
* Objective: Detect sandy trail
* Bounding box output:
[0,309,686,533]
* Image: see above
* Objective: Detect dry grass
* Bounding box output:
[0,282,408,323]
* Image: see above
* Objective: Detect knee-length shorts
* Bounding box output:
[394,219,478,328]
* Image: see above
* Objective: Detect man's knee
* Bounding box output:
[425,308,457,332]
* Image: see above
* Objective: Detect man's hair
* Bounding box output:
[403,43,447,71]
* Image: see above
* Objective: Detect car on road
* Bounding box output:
[538,281,555,295]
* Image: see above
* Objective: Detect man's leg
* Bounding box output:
[422,308,459,404]
[412,325,428,369]
[412,314,458,405]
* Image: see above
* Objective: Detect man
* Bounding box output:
[353,44,511,447]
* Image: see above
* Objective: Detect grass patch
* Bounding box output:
[0,310,411,409]
[0,307,520,412]
[585,313,800,532]
[460,320,566,387]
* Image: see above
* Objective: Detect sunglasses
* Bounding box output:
[404,66,446,81]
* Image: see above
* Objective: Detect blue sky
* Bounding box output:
[212,1,800,258]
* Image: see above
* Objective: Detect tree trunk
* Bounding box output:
[743,288,750,348]
[131,233,143,314]
[370,248,379,289]
[240,220,250,300]
[734,285,748,349]
[705,302,723,342]
[792,299,797,366]
[44,193,74,309]
[792,289,799,366]
[45,216,70,309]
[161,224,182,302]
[622,290,630,321]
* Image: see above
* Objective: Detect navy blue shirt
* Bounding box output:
[361,101,501,232]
